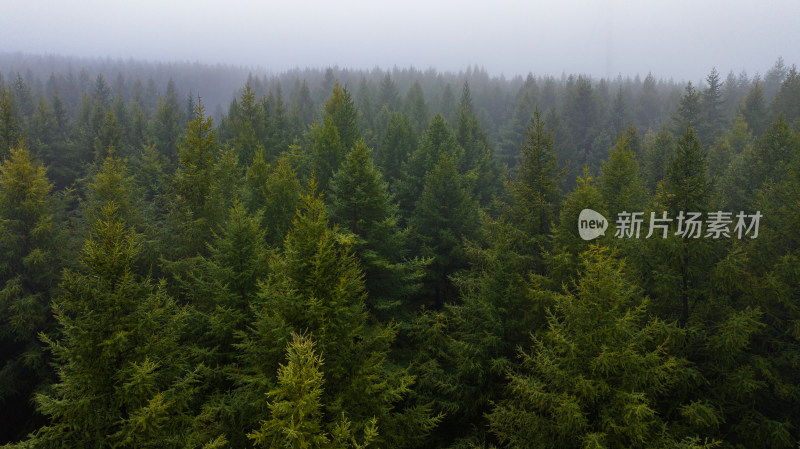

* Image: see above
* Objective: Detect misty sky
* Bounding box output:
[2,0,798,82]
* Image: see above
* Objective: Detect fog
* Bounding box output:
[1,0,798,81]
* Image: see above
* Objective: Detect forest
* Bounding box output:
[0,52,799,448]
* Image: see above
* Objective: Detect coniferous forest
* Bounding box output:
[1,53,800,448]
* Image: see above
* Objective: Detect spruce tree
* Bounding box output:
[237,182,438,447]
[0,145,60,442]
[505,110,563,273]
[25,203,192,448]
[487,247,711,449]
[409,154,480,307]
[328,141,424,319]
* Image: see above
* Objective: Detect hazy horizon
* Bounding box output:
[2,0,798,83]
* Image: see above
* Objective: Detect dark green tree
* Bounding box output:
[24,203,193,448]
[409,154,480,307]
[487,247,711,449]
[0,145,60,442]
[328,141,424,318]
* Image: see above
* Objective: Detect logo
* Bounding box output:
[578,209,608,241]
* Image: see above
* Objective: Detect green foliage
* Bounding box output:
[0,89,22,159]
[488,247,707,449]
[673,83,702,136]
[26,203,192,448]
[505,109,563,273]
[599,133,647,214]
[410,154,480,307]
[395,114,463,217]
[376,110,417,184]
[245,151,302,245]
[166,102,236,259]
[328,141,424,317]
[0,144,60,441]
[238,182,438,447]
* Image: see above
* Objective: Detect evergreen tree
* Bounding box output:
[166,102,231,260]
[0,89,21,159]
[650,128,713,325]
[488,247,711,449]
[238,183,438,447]
[700,68,726,144]
[641,128,674,191]
[375,111,417,185]
[152,82,184,164]
[599,133,647,215]
[403,81,429,134]
[771,66,800,124]
[0,145,60,442]
[740,80,767,136]
[25,203,193,448]
[328,141,424,318]
[395,114,462,219]
[637,73,661,132]
[309,114,346,188]
[505,110,562,273]
[498,90,535,166]
[672,82,702,137]
[324,83,360,152]
[227,84,266,166]
[377,73,400,111]
[409,154,480,307]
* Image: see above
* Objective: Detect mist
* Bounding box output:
[2,0,798,81]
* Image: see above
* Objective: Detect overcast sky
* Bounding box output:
[1,0,798,82]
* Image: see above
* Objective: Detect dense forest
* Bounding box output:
[1,52,799,448]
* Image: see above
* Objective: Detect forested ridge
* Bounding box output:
[0,53,799,448]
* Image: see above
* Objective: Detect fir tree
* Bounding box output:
[0,145,60,442]
[410,154,480,307]
[26,203,193,448]
[328,141,424,318]
[487,247,711,449]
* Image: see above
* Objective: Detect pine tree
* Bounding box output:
[227,84,266,166]
[328,141,424,318]
[672,82,702,136]
[0,89,21,159]
[308,114,346,189]
[247,333,332,448]
[770,67,800,124]
[25,203,193,448]
[152,82,184,164]
[740,80,767,136]
[166,102,230,259]
[487,247,711,449]
[375,111,417,185]
[0,145,60,442]
[173,202,271,448]
[404,81,429,134]
[237,182,438,447]
[324,83,360,152]
[641,128,674,191]
[395,114,462,218]
[549,171,608,283]
[410,154,480,307]
[377,74,400,112]
[599,133,647,215]
[455,91,502,205]
[650,128,714,326]
[505,109,563,273]
[637,73,661,132]
[498,90,535,166]
[700,68,726,144]
[245,152,300,245]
